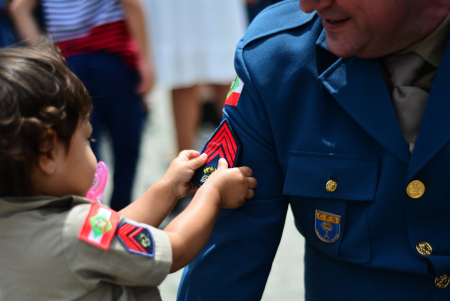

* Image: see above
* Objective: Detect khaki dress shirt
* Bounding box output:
[0,195,172,301]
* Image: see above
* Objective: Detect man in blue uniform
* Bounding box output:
[178,0,450,300]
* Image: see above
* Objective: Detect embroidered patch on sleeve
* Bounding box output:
[78,202,120,250]
[116,222,155,257]
[191,118,241,187]
[224,75,244,107]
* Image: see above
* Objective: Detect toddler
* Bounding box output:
[0,42,257,300]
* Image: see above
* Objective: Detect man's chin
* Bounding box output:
[326,40,374,59]
[326,45,355,58]
[325,35,357,58]
[326,40,394,59]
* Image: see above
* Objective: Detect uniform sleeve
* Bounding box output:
[178,56,289,300]
[63,203,172,289]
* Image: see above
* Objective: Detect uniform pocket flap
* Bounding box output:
[283,151,379,201]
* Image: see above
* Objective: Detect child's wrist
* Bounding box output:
[198,184,222,208]
[156,178,179,203]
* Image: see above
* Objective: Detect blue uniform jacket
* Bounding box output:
[178,1,450,300]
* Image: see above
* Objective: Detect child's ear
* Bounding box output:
[37,129,61,176]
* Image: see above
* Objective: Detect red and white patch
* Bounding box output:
[78,202,120,250]
[225,75,244,106]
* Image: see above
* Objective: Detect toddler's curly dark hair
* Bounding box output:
[0,40,92,197]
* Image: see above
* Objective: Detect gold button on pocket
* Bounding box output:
[416,241,432,256]
[406,180,425,199]
[435,274,450,289]
[326,180,337,192]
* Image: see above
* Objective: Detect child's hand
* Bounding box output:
[203,158,257,209]
[161,150,208,200]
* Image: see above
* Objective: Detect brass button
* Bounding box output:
[416,241,433,256]
[435,274,450,289]
[326,180,337,192]
[406,180,425,198]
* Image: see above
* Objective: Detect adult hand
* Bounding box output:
[137,58,155,94]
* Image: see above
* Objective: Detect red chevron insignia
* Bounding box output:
[191,118,240,187]
[204,121,238,167]
[116,222,155,257]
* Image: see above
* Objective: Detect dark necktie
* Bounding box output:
[381,52,429,152]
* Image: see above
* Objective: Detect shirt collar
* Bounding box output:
[398,10,450,68]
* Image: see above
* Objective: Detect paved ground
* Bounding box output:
[101,86,306,300]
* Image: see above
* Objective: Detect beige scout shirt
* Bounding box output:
[0,195,172,301]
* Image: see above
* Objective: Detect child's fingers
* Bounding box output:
[237,166,253,177]
[187,153,208,169]
[188,150,201,158]
[217,158,229,170]
[179,149,200,160]
[247,177,257,189]
[246,189,255,199]
[177,150,191,160]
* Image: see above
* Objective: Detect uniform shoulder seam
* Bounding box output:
[240,0,316,49]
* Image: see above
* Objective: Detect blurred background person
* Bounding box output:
[10,0,154,211]
[142,0,248,154]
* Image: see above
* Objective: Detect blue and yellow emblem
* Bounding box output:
[315,210,341,243]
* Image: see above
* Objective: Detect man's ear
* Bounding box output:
[36,129,61,176]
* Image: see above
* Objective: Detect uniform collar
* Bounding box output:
[316,28,328,50]
[318,28,450,179]
[397,10,450,68]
